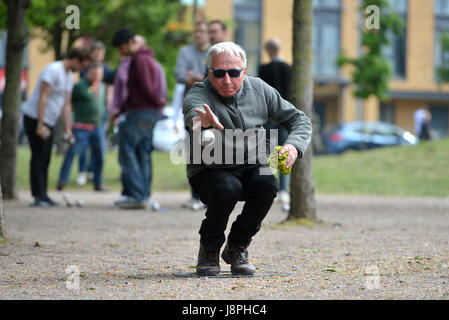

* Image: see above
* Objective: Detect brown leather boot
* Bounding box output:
[196,243,220,276]
[221,243,256,276]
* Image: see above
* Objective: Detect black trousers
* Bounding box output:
[23,115,54,199]
[189,165,279,252]
[185,125,200,201]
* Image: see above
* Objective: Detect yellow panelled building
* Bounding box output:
[16,0,449,138]
[204,0,449,137]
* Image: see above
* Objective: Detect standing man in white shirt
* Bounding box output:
[23,47,88,207]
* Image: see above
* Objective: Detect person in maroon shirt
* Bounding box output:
[110,28,166,209]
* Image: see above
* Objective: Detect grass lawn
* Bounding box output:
[16,147,190,193]
[313,137,449,197]
[16,137,449,197]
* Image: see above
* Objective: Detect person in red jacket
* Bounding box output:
[110,28,166,209]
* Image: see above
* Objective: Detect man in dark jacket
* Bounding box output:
[183,42,312,276]
[258,38,291,100]
[110,28,166,209]
[259,38,292,212]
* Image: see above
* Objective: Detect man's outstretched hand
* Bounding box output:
[192,104,224,131]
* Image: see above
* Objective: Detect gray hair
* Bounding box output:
[86,62,103,73]
[90,40,105,53]
[206,41,247,68]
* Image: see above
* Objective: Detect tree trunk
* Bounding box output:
[288,0,317,221]
[0,0,30,200]
[0,184,5,239]
[67,29,78,54]
[52,24,64,60]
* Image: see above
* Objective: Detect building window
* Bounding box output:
[234,0,262,76]
[429,105,449,138]
[313,0,341,79]
[435,0,449,78]
[435,0,449,15]
[382,0,407,79]
[379,103,396,124]
[314,101,327,127]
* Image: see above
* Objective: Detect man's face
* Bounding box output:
[70,59,85,72]
[87,67,103,83]
[208,53,246,98]
[91,48,105,62]
[194,23,209,47]
[208,23,226,45]
[118,42,132,57]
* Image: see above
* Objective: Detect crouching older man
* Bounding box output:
[183,42,312,276]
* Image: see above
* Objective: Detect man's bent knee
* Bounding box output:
[252,175,278,199]
[211,176,243,201]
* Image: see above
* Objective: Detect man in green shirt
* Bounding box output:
[57,63,107,191]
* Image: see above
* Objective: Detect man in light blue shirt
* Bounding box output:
[174,21,210,210]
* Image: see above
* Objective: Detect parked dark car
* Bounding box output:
[323,121,419,154]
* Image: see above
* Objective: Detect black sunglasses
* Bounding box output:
[209,68,244,78]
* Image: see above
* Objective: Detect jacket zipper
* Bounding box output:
[234,97,247,131]
[234,97,250,164]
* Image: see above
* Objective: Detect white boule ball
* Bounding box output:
[76,200,85,207]
[200,129,215,146]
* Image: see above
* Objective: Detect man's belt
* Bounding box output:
[72,122,96,131]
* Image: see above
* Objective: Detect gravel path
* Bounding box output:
[0,190,448,300]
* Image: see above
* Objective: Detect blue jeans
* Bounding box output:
[118,110,159,202]
[278,171,290,192]
[59,128,104,187]
[78,107,108,174]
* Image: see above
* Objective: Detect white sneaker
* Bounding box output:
[279,191,290,205]
[117,195,129,202]
[113,197,146,209]
[191,200,205,211]
[110,195,128,207]
[76,173,87,186]
[182,198,205,211]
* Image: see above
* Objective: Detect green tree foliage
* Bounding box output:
[337,0,404,101]
[437,32,449,83]
[91,0,182,99]
[0,0,182,99]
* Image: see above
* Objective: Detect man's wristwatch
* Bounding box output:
[37,121,45,128]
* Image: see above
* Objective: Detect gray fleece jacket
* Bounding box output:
[183,75,312,178]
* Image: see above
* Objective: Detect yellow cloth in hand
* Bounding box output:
[268,146,291,175]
